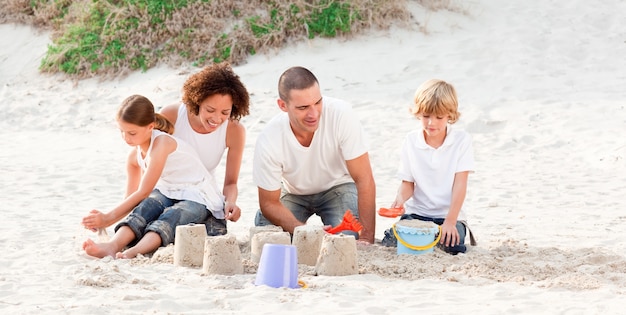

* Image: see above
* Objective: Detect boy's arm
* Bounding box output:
[441,171,470,246]
[392,181,414,209]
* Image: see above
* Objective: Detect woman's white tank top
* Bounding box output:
[173,104,228,175]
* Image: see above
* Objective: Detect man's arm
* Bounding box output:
[346,152,376,243]
[258,187,304,234]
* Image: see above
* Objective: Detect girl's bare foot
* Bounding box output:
[82,239,118,258]
[115,248,138,259]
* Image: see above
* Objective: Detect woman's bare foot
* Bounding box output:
[82,239,119,258]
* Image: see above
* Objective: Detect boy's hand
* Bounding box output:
[439,221,460,247]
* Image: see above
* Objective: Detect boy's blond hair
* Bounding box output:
[411,79,460,124]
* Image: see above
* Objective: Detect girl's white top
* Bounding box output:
[136,130,225,218]
[398,127,475,220]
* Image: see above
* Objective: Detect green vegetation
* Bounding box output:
[1,0,413,79]
[306,0,358,38]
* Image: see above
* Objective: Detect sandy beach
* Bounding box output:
[1,0,626,313]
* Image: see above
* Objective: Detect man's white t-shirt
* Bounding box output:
[398,127,474,220]
[253,96,368,195]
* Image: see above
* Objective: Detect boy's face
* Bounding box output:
[419,113,449,138]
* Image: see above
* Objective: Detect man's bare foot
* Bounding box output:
[82,239,118,258]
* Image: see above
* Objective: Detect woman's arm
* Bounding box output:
[159,103,180,125]
[223,120,245,221]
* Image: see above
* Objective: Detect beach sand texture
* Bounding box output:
[1,0,625,314]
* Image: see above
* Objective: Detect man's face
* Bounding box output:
[279,83,323,137]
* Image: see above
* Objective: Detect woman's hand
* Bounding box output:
[224,201,241,222]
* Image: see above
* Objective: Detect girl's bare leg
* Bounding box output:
[83,226,136,258]
[116,231,162,259]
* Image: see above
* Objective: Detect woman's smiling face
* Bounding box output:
[197,93,233,132]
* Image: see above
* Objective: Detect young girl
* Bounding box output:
[381,79,476,255]
[82,94,224,259]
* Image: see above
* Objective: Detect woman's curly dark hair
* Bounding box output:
[182,63,250,121]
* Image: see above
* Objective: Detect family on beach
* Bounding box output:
[81,63,475,259]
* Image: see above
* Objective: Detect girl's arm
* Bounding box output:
[82,149,142,230]
[92,136,175,228]
[223,120,245,222]
[125,149,142,197]
[440,171,469,246]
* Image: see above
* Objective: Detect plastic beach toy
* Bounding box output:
[377,207,403,218]
[326,210,363,234]
[255,244,300,288]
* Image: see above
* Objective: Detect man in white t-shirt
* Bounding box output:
[252,66,376,243]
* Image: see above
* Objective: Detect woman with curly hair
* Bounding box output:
[160,63,251,236]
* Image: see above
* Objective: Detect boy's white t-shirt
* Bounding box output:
[398,127,475,220]
[253,96,368,195]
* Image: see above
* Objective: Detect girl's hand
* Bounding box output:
[82,209,107,230]
[224,201,241,222]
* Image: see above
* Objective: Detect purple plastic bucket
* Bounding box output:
[254,244,299,288]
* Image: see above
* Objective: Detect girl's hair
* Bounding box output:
[117,95,174,134]
[182,62,250,120]
[278,66,319,102]
[411,79,460,124]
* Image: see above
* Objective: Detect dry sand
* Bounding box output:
[1,0,625,313]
